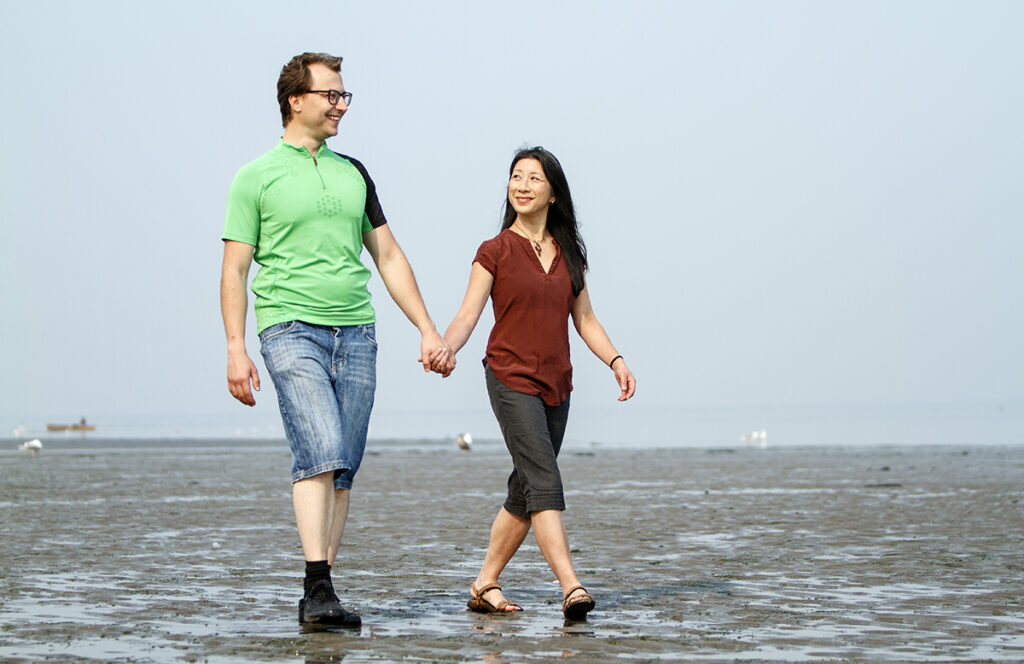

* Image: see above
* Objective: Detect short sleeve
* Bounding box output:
[474,236,502,276]
[335,153,387,231]
[222,164,261,245]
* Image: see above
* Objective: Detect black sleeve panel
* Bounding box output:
[335,152,388,229]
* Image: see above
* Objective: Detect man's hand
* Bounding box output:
[429,347,457,377]
[419,330,454,378]
[227,349,260,406]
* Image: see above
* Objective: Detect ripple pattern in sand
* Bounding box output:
[1,443,1022,662]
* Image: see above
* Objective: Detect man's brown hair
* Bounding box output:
[277,52,343,128]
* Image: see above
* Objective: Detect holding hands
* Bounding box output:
[419,329,456,378]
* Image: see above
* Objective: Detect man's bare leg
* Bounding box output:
[292,474,359,626]
[293,473,336,560]
[326,489,350,566]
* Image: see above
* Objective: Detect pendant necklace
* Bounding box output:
[515,221,544,257]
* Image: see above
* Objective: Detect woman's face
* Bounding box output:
[508,158,555,218]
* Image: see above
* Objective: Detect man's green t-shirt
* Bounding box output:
[223,141,388,333]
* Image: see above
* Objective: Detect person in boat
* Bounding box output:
[220,52,451,628]
[441,146,636,620]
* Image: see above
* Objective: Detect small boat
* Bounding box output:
[46,417,96,432]
[456,432,472,450]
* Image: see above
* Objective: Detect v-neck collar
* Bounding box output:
[507,228,560,275]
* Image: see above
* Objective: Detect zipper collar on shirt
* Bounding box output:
[279,140,328,187]
[279,139,328,161]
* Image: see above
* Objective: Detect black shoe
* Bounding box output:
[299,579,361,628]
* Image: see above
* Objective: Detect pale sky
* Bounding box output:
[1,1,1021,445]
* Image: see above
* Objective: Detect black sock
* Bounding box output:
[304,560,331,593]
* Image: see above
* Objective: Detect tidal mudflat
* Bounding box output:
[2,440,1022,662]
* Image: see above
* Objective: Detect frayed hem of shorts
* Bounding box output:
[291,461,351,484]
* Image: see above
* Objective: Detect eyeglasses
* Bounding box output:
[307,89,353,106]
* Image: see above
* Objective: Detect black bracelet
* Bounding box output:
[609,355,623,368]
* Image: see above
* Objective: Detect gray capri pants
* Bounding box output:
[485,364,571,517]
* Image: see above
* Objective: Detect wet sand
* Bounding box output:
[1,440,1022,663]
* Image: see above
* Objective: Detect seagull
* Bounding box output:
[18,439,43,456]
[456,432,472,451]
[740,430,768,448]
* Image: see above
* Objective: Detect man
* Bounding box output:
[220,52,450,627]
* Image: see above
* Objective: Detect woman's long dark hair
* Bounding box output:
[501,147,588,296]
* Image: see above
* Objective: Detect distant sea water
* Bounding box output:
[3,401,1021,448]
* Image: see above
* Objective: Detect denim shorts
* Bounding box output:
[259,321,377,489]
[485,364,571,517]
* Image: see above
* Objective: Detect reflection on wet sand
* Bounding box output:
[1,442,1022,662]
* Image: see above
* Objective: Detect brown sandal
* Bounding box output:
[467,583,522,613]
[562,585,595,620]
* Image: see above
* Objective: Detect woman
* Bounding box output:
[442,146,636,620]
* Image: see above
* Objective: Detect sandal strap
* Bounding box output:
[485,597,521,612]
[470,583,521,612]
[473,582,502,598]
[563,584,587,599]
[563,585,591,610]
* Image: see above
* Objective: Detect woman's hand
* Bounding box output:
[428,345,456,378]
[612,358,636,401]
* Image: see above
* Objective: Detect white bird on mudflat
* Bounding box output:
[740,430,767,448]
[18,439,43,456]
[456,432,472,451]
